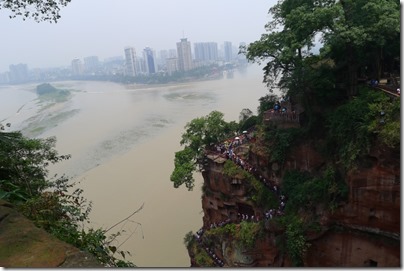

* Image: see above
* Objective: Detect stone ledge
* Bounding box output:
[0,200,103,268]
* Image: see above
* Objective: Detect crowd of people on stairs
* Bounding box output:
[193,131,289,267]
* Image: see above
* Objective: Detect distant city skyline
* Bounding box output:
[0,0,275,73]
[2,39,246,74]
[0,35,252,84]
[2,38,255,73]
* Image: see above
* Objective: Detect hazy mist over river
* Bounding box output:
[0,64,279,267]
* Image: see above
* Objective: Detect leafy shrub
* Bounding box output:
[37,83,58,95]
[282,167,348,213]
[250,177,278,209]
[223,160,245,178]
[223,160,278,208]
[195,250,215,267]
[284,216,310,266]
[264,128,301,164]
[239,115,258,132]
[326,87,400,169]
[238,221,260,249]
[257,94,279,120]
[0,131,136,267]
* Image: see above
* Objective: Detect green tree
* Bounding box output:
[243,0,400,100]
[239,108,253,122]
[0,0,71,23]
[322,0,400,95]
[242,0,338,121]
[0,132,70,199]
[170,111,238,190]
[0,129,138,267]
[327,87,400,168]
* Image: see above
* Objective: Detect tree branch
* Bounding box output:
[105,203,145,233]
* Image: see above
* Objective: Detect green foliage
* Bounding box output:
[0,179,27,202]
[206,221,261,250]
[223,160,277,208]
[171,111,238,191]
[282,167,348,214]
[257,94,279,119]
[1,0,72,23]
[239,115,258,132]
[326,88,400,169]
[284,216,310,266]
[239,108,253,123]
[184,231,195,249]
[0,132,70,198]
[223,160,245,178]
[36,83,70,102]
[238,221,260,249]
[249,177,278,209]
[180,111,234,153]
[366,91,400,148]
[170,147,197,190]
[36,83,58,95]
[194,249,215,267]
[56,227,136,267]
[0,130,136,267]
[322,0,400,97]
[208,223,237,240]
[244,0,400,112]
[264,128,300,164]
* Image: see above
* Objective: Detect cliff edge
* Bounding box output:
[0,200,103,268]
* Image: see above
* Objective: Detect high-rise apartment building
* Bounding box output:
[71,59,83,76]
[83,56,100,74]
[224,41,233,62]
[124,47,138,77]
[166,58,178,75]
[176,38,193,71]
[143,47,157,74]
[9,63,29,83]
[158,50,169,68]
[168,49,177,58]
[194,42,218,63]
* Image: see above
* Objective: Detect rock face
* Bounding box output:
[306,142,400,267]
[0,200,103,268]
[192,138,400,267]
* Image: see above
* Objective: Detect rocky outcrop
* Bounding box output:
[0,200,103,268]
[192,137,400,267]
[306,142,400,267]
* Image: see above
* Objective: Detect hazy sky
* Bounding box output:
[0,0,277,73]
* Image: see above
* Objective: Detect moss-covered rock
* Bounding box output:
[0,200,102,268]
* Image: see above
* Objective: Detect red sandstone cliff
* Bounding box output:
[190,137,400,267]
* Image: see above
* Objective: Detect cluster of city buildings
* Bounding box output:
[0,38,248,85]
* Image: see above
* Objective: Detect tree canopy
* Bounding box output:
[243,0,400,100]
[0,0,71,22]
[170,111,238,190]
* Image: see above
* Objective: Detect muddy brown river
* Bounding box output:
[0,65,277,267]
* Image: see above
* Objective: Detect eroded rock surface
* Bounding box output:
[0,200,103,268]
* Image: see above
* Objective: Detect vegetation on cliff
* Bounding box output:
[173,0,400,267]
[170,111,238,190]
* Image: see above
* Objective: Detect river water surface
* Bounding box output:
[0,65,277,267]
